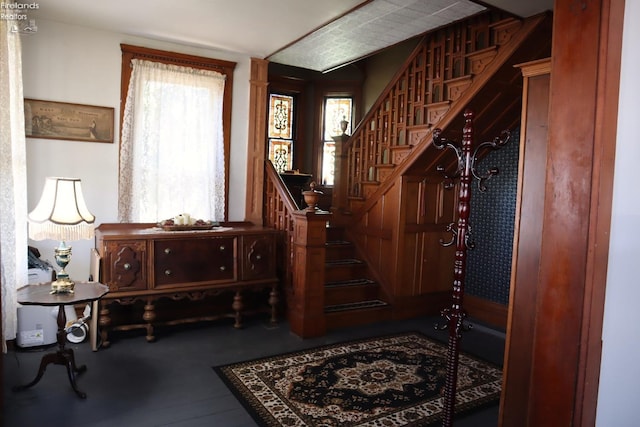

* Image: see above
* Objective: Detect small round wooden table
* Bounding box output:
[12,282,109,398]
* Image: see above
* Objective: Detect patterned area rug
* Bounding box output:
[214,332,502,426]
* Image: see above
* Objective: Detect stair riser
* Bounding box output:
[325,265,367,283]
[325,284,379,306]
[324,224,389,332]
[326,227,345,242]
[325,245,355,261]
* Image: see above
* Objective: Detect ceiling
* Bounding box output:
[28,0,553,72]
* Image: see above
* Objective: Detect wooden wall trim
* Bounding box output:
[525,0,622,425]
[245,58,269,224]
[575,0,624,424]
[465,295,508,330]
[500,59,551,426]
[118,44,236,220]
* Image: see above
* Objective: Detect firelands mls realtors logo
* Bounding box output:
[1,2,39,34]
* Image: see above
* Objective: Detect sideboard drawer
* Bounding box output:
[153,237,236,287]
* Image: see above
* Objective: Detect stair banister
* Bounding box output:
[264,160,332,338]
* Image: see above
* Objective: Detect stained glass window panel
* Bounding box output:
[268,94,293,139]
[268,139,293,173]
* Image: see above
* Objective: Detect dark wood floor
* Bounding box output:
[2,314,504,426]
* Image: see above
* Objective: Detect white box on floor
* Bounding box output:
[16,305,58,347]
[17,267,60,348]
[16,304,77,348]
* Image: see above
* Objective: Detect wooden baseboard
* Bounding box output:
[389,293,507,330]
[465,295,508,330]
[390,292,451,320]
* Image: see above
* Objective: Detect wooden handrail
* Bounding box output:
[264,160,299,215]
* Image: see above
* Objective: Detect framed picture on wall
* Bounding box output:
[24,99,115,143]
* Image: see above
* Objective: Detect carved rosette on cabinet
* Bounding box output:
[95,223,280,347]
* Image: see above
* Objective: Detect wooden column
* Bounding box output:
[245,58,269,224]
[505,0,623,425]
[288,209,332,338]
[500,58,550,426]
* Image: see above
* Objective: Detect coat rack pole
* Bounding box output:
[433,109,509,427]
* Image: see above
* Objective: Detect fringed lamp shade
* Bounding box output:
[28,177,95,293]
[28,177,95,241]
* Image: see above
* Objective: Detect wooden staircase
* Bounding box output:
[264,10,553,338]
[323,225,391,329]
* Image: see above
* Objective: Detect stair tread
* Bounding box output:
[326,240,352,246]
[325,278,376,287]
[326,258,364,266]
[325,300,389,313]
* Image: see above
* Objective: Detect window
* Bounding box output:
[321,97,352,186]
[118,45,235,222]
[267,93,295,173]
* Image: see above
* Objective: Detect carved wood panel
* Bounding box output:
[105,240,147,292]
[241,234,277,281]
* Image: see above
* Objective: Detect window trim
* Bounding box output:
[314,84,361,187]
[268,76,307,173]
[119,44,236,219]
[321,96,353,186]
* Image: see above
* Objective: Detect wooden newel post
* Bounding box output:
[331,133,349,220]
[433,109,510,427]
[288,208,332,338]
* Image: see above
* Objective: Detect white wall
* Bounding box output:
[21,20,251,282]
[596,1,640,425]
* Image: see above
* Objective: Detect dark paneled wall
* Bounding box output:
[466,127,520,305]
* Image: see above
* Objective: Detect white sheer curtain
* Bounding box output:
[119,59,226,223]
[0,20,28,350]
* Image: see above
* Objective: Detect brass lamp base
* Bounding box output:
[51,241,74,294]
[50,277,75,294]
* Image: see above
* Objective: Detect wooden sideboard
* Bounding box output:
[94,222,281,346]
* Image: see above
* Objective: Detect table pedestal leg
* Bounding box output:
[12,303,88,398]
[13,348,87,398]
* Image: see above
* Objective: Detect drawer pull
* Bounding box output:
[164,269,172,276]
[219,245,225,251]
[219,266,226,272]
[123,263,131,271]
[255,254,262,260]
[164,248,171,254]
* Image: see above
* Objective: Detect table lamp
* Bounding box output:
[28,177,95,294]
